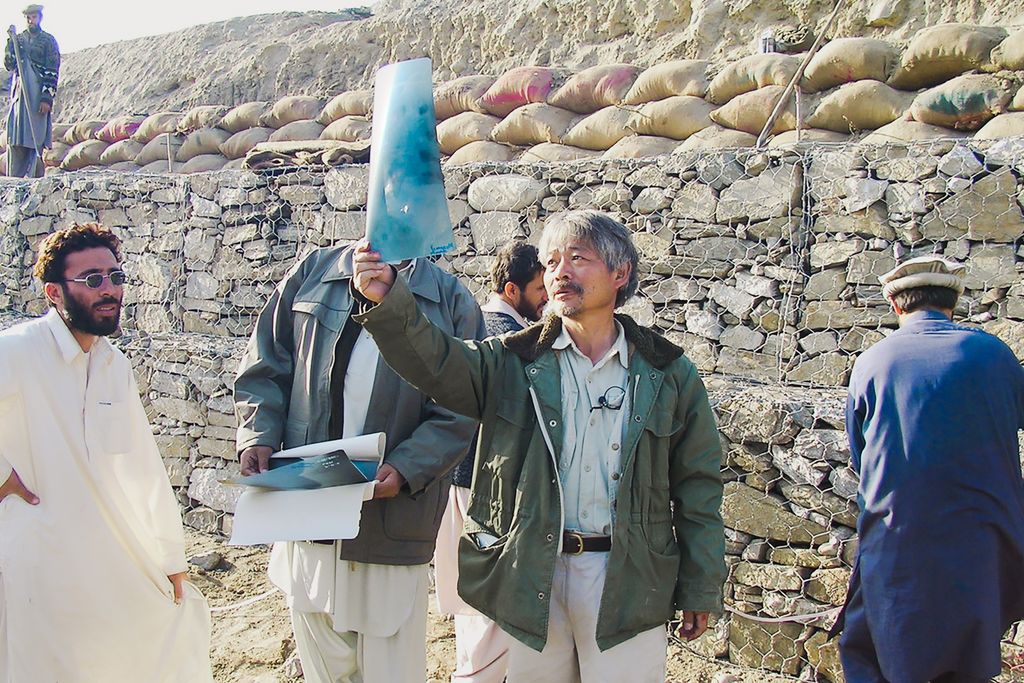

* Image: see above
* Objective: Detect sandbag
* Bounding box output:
[602,135,678,159]
[889,23,1008,90]
[801,38,899,92]
[61,139,109,171]
[991,30,1024,71]
[859,119,967,145]
[222,158,247,171]
[269,119,325,143]
[434,76,494,120]
[177,105,229,133]
[626,96,716,140]
[219,127,274,159]
[1013,87,1024,113]
[622,60,709,104]
[318,90,374,125]
[63,120,105,145]
[909,74,1013,131]
[132,112,183,143]
[135,134,184,166]
[561,106,632,151]
[674,125,757,152]
[710,86,802,136]
[43,141,69,167]
[219,101,271,133]
[436,112,501,155]
[261,96,323,129]
[52,123,72,141]
[95,115,145,143]
[180,154,228,174]
[177,127,232,162]
[974,112,1024,139]
[490,104,580,146]
[320,116,373,143]
[100,139,144,165]
[445,141,520,165]
[139,159,183,174]
[108,161,140,172]
[547,64,640,114]
[477,66,565,117]
[707,54,803,105]
[520,143,602,163]
[768,129,850,147]
[807,80,912,132]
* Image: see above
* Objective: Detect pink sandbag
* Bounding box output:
[95,115,145,144]
[477,67,565,118]
[547,64,640,114]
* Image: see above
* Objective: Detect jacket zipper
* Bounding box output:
[529,385,565,552]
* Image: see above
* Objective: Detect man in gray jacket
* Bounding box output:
[234,244,484,683]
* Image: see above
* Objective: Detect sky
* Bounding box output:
[6,1,375,54]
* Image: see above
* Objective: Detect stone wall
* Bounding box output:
[2,137,1023,678]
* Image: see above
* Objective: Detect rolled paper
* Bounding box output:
[366,57,454,263]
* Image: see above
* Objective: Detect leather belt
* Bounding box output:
[561,531,612,555]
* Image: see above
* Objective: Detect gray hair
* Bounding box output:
[538,210,639,308]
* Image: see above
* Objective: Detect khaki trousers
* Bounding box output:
[506,552,667,683]
[435,486,509,683]
[290,577,428,683]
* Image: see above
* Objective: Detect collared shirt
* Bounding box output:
[481,295,531,331]
[553,322,630,535]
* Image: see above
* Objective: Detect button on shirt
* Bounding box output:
[553,322,630,536]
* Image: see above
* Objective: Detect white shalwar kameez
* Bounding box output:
[0,311,213,683]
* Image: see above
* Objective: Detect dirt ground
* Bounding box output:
[186,530,787,683]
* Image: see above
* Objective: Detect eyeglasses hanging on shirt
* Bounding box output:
[591,385,626,412]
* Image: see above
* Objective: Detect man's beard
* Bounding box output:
[514,297,542,323]
[61,286,121,337]
[547,282,583,318]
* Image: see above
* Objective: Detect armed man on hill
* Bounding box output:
[5,4,60,178]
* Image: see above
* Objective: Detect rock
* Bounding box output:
[727,614,805,675]
[866,0,906,27]
[631,187,672,214]
[278,185,324,205]
[709,283,756,319]
[938,145,984,178]
[155,434,191,459]
[768,547,843,569]
[188,551,224,572]
[805,630,845,683]
[717,164,800,224]
[644,277,705,303]
[469,212,521,253]
[624,165,674,188]
[839,327,886,353]
[187,467,241,513]
[982,318,1024,362]
[185,271,219,300]
[223,223,260,246]
[319,211,366,241]
[923,169,1024,243]
[569,183,630,210]
[805,568,851,605]
[829,466,860,500]
[18,216,53,236]
[164,458,191,487]
[618,298,655,327]
[721,482,830,544]
[786,353,850,385]
[798,331,839,356]
[152,397,205,425]
[467,175,548,212]
[779,481,859,527]
[803,301,897,330]
[963,244,1018,290]
[846,250,896,286]
[792,430,850,463]
[733,562,811,591]
[689,616,731,659]
[670,183,717,222]
[182,507,219,534]
[716,349,778,383]
[696,155,745,191]
[633,232,673,259]
[720,325,765,351]
[679,237,767,262]
[324,167,369,210]
[809,240,865,270]
[843,177,887,213]
[735,271,779,298]
[874,156,936,183]
[804,268,847,301]
[684,306,723,340]
[771,445,831,486]
[885,182,926,215]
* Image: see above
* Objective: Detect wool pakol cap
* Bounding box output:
[22,4,43,15]
[879,255,966,298]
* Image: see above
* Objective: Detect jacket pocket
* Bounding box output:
[96,401,132,455]
[292,300,347,332]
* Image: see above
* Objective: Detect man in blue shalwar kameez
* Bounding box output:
[4,4,60,178]
[839,255,1024,683]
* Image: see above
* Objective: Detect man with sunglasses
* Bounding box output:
[0,223,213,682]
[352,210,725,682]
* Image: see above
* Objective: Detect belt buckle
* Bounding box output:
[565,531,585,556]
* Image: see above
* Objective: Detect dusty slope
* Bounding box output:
[30,0,1024,122]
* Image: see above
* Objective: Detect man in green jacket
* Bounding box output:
[352,210,725,682]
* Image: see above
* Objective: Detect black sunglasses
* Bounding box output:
[64,271,128,289]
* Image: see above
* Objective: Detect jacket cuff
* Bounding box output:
[236,429,280,456]
[352,274,416,329]
[674,583,724,615]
